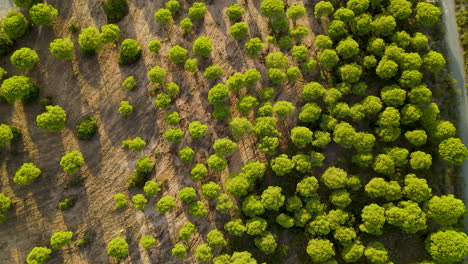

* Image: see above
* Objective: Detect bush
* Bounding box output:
[49,38,74,60]
[180,18,193,35]
[188,2,207,20]
[60,151,84,174]
[2,11,28,40]
[179,147,195,164]
[121,76,137,91]
[154,8,172,25]
[26,247,52,264]
[164,128,184,142]
[204,65,223,80]
[118,101,133,116]
[50,231,73,249]
[78,27,102,55]
[147,66,166,84]
[100,24,120,44]
[58,198,75,210]
[107,237,129,259]
[104,0,128,23]
[156,196,176,213]
[114,193,127,209]
[166,112,180,125]
[193,36,212,57]
[10,48,38,71]
[178,187,197,203]
[122,137,146,152]
[189,121,208,139]
[154,93,171,109]
[191,163,207,181]
[75,116,97,140]
[230,22,249,41]
[119,39,141,65]
[36,105,67,132]
[30,3,58,26]
[140,235,156,248]
[168,45,188,64]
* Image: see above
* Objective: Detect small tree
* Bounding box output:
[261,186,284,211]
[201,181,221,200]
[118,38,141,65]
[132,194,148,210]
[184,58,198,72]
[178,187,197,203]
[143,181,161,197]
[245,38,264,58]
[103,0,128,23]
[148,40,162,53]
[49,38,74,60]
[439,138,468,166]
[191,163,207,181]
[365,242,389,264]
[207,154,227,172]
[415,2,441,27]
[2,11,28,40]
[178,147,195,164]
[26,247,52,264]
[114,193,127,209]
[172,243,187,259]
[180,18,193,35]
[50,231,73,249]
[224,218,247,236]
[140,235,156,248]
[226,4,245,22]
[168,45,188,64]
[195,243,212,262]
[60,150,84,174]
[314,1,334,18]
[29,3,58,26]
[426,230,468,263]
[10,48,39,71]
[207,229,227,248]
[163,128,184,142]
[254,232,277,255]
[318,49,339,70]
[155,93,172,108]
[260,0,285,18]
[36,105,67,132]
[154,8,172,25]
[118,101,133,116]
[78,27,102,55]
[165,0,179,14]
[156,196,176,213]
[122,137,146,152]
[193,36,212,57]
[147,66,166,84]
[427,194,465,226]
[189,201,208,217]
[230,22,249,41]
[188,2,207,20]
[178,222,197,241]
[100,24,120,43]
[107,237,129,259]
[306,239,335,263]
[204,65,223,80]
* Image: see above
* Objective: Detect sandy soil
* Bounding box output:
[0,0,319,263]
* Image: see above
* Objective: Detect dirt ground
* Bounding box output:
[0,0,320,263]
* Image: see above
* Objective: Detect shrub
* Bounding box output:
[188,2,207,20]
[164,128,184,142]
[147,66,166,84]
[107,237,129,259]
[118,101,133,116]
[184,58,198,72]
[230,22,249,41]
[204,65,223,80]
[10,48,38,71]
[60,151,84,174]
[193,36,212,57]
[50,231,73,248]
[189,121,208,139]
[2,11,28,40]
[36,105,67,132]
[154,93,171,109]
[114,193,127,209]
[30,3,58,26]
[156,196,176,213]
[78,27,102,55]
[58,198,75,210]
[180,18,193,35]
[140,235,156,248]
[148,40,162,53]
[191,163,207,181]
[154,8,172,25]
[122,137,146,152]
[26,247,52,264]
[100,24,120,44]
[179,147,195,164]
[178,187,197,203]
[119,39,141,65]
[166,112,180,125]
[49,38,74,60]
[104,0,128,23]
[121,76,137,91]
[207,154,227,172]
[164,82,180,98]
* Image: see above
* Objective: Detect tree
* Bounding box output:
[246,217,268,236]
[291,45,309,62]
[299,103,322,123]
[215,193,233,214]
[184,58,198,73]
[439,138,468,166]
[229,117,251,139]
[131,194,148,210]
[168,45,188,64]
[224,218,246,237]
[140,235,156,248]
[270,154,294,176]
[118,39,141,65]
[237,95,259,114]
[293,154,312,173]
[286,66,302,82]
[412,32,429,51]
[100,24,120,44]
[201,181,221,200]
[408,84,432,105]
[188,2,207,20]
[434,121,456,140]
[180,18,193,34]
[0,193,12,213]
[276,213,295,228]
[147,40,162,53]
[226,4,245,22]
[373,15,396,36]
[122,75,137,91]
[273,101,295,118]
[260,0,285,18]
[107,237,129,259]
[245,38,264,58]
[303,83,325,102]
[314,1,334,18]
[122,137,146,152]
[143,181,161,197]
[10,48,38,71]
[164,82,180,97]
[265,51,288,69]
[386,201,427,233]
[14,0,40,8]
[388,0,412,20]
[330,189,352,208]
[118,101,133,116]
[267,68,286,84]
[30,3,58,26]
[156,196,176,213]
[342,243,364,262]
[147,66,166,84]
[0,32,13,58]
[409,151,432,170]
[103,0,128,23]
[26,247,52,264]
[178,187,197,203]
[193,36,212,57]
[254,232,277,255]
[427,194,465,226]
[207,154,227,172]
[334,227,356,243]
[207,229,227,248]
[2,11,28,40]
[333,122,356,149]
[203,65,223,80]
[261,186,284,211]
[336,37,359,59]
[178,147,195,164]
[426,230,468,263]
[291,126,313,148]
[165,0,179,14]
[403,174,432,203]
[154,8,172,24]
[333,8,355,23]
[189,201,207,217]
[401,104,422,124]
[191,163,207,181]
[230,22,249,41]
[405,130,427,147]
[178,221,197,241]
[416,2,441,27]
[49,38,74,60]
[376,57,398,79]
[423,50,446,73]
[78,27,102,55]
[114,193,127,209]
[315,35,333,50]
[318,49,339,70]
[172,243,187,259]
[60,151,84,174]
[360,204,385,235]
[306,239,335,263]
[339,63,362,83]
[297,176,319,197]
[208,83,229,105]
[364,242,389,264]
[380,85,406,107]
[50,231,73,248]
[163,128,184,142]
[322,167,348,189]
[0,124,13,147]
